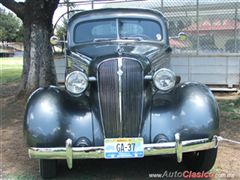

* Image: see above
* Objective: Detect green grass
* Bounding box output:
[4,174,37,180]
[218,98,240,121]
[0,57,23,83]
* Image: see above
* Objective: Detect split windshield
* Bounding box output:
[74,18,162,43]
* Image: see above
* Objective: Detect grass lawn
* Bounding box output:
[218,98,240,121]
[0,57,23,83]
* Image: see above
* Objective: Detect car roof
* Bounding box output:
[69,8,166,23]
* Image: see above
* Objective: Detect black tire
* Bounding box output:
[39,160,57,179]
[183,148,218,172]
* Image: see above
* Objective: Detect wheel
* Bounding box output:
[39,159,57,179]
[183,148,218,172]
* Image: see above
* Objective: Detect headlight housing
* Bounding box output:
[153,68,176,91]
[65,71,88,94]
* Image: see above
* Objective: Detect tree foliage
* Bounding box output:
[0,7,23,42]
[56,17,68,40]
[55,8,78,40]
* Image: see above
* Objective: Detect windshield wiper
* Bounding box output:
[93,38,115,42]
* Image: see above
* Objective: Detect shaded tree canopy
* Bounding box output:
[56,17,68,40]
[0,0,60,96]
[0,8,23,42]
[55,8,78,40]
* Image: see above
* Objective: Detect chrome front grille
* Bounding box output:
[98,58,143,138]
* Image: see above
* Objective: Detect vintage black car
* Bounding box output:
[24,8,219,178]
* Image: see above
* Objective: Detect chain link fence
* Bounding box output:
[162,0,240,55]
[102,0,240,55]
[59,0,240,55]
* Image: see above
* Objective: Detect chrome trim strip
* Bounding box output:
[144,75,153,80]
[70,51,91,64]
[72,40,165,48]
[67,55,88,69]
[117,57,123,136]
[72,64,84,71]
[137,59,145,137]
[88,77,97,82]
[29,135,219,169]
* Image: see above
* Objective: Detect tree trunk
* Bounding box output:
[0,0,59,97]
[20,0,58,96]
[20,22,57,96]
[18,21,30,96]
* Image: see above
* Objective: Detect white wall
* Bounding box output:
[171,55,240,87]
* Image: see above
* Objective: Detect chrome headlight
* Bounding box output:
[65,71,88,94]
[153,68,176,91]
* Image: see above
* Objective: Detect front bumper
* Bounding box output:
[28,134,219,169]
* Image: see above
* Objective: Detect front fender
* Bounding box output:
[24,86,94,147]
[150,82,219,142]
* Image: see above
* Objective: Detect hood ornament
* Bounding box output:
[118,47,124,56]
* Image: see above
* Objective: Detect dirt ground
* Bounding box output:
[0,83,240,180]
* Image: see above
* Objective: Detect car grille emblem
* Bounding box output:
[117,69,123,76]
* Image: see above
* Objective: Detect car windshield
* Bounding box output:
[74,18,162,43]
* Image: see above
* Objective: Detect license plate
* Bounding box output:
[104,138,144,159]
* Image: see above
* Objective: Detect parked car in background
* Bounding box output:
[24,8,220,178]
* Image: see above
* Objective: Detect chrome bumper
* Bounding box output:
[28,134,219,169]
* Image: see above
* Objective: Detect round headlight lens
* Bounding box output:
[153,68,176,91]
[65,71,88,94]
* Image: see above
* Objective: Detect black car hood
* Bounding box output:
[70,43,167,62]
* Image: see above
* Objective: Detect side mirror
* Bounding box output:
[178,32,187,41]
[50,36,60,45]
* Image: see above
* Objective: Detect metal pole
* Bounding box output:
[91,0,94,10]
[196,0,199,55]
[67,0,69,21]
[161,0,164,13]
[234,2,238,53]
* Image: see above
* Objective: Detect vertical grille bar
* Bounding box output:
[98,58,143,138]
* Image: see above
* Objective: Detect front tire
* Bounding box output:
[40,160,57,179]
[183,148,218,172]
